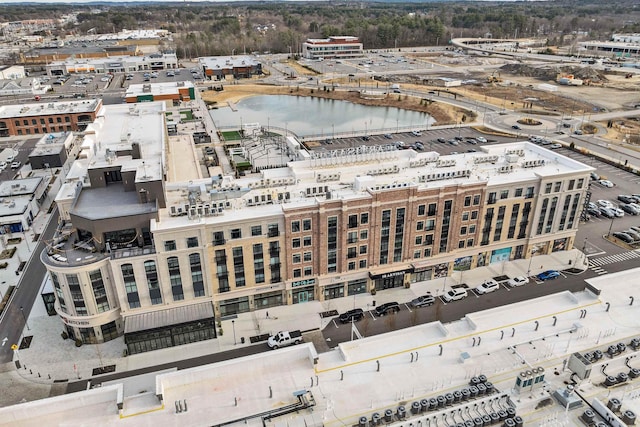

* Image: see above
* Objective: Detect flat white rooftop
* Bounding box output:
[125,81,194,98]
[0,99,100,119]
[2,268,639,426]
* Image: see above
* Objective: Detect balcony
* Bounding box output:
[218,287,230,293]
[267,230,279,238]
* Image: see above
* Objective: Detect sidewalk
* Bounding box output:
[6,248,588,392]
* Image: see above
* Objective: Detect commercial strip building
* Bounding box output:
[197,55,263,80]
[302,36,363,59]
[39,97,594,355]
[44,52,179,76]
[1,269,638,426]
[0,98,102,137]
[0,177,49,234]
[124,81,195,104]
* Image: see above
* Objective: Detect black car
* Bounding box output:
[374,302,400,316]
[437,138,446,143]
[618,195,636,204]
[338,308,365,323]
[613,232,634,244]
[512,125,521,130]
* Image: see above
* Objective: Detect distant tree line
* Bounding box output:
[0,1,638,59]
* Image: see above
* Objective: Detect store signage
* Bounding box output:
[62,317,91,326]
[108,63,122,68]
[292,278,315,288]
[370,268,413,280]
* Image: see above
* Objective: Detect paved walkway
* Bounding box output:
[2,247,588,406]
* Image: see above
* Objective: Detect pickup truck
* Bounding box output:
[267,330,303,349]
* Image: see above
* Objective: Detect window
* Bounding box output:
[303,219,312,231]
[425,234,434,245]
[526,187,535,198]
[90,269,109,313]
[462,212,469,221]
[425,219,435,231]
[251,225,262,236]
[190,253,205,297]
[348,261,356,271]
[303,236,312,247]
[544,183,552,194]
[268,224,279,237]
[144,261,161,305]
[473,195,481,205]
[293,254,301,263]
[304,252,312,262]
[292,238,301,248]
[187,237,199,248]
[464,196,471,207]
[471,211,478,220]
[488,192,497,204]
[121,264,140,309]
[359,259,367,268]
[460,226,467,235]
[415,235,423,245]
[554,182,561,192]
[577,178,584,189]
[360,213,369,224]
[347,247,357,259]
[414,250,421,259]
[347,231,358,244]
[423,248,431,257]
[291,220,300,232]
[230,228,242,239]
[568,180,575,191]
[515,188,523,197]
[304,267,313,276]
[428,203,437,216]
[418,204,426,216]
[359,245,367,254]
[467,238,474,247]
[469,225,476,234]
[458,240,465,249]
[348,214,358,229]
[500,190,509,200]
[253,244,265,284]
[167,257,184,301]
[233,247,245,287]
[213,231,225,245]
[293,269,302,278]
[360,230,368,240]
[164,240,176,251]
[416,221,424,231]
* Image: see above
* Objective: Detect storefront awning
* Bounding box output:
[124,301,214,334]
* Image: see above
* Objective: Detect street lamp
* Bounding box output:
[20,306,29,331]
[607,216,615,237]
[231,320,236,345]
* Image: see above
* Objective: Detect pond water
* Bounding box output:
[209,95,434,137]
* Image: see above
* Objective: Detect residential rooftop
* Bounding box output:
[0,99,101,119]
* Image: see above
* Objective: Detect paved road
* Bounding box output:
[0,208,58,364]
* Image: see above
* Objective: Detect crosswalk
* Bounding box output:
[588,250,640,274]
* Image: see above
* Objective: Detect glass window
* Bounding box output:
[251,225,262,236]
[460,226,467,235]
[416,221,424,231]
[347,247,357,258]
[213,231,225,245]
[303,236,312,246]
[291,220,300,232]
[568,180,575,191]
[293,268,302,278]
[187,237,199,248]
[500,190,509,199]
[292,238,301,248]
[554,182,561,192]
[458,240,465,249]
[121,264,140,309]
[428,203,437,216]
[348,214,358,229]
[359,259,367,268]
[467,238,474,247]
[360,229,368,240]
[144,260,161,305]
[360,212,369,224]
[425,219,435,231]
[303,219,312,231]
[304,267,312,276]
[347,231,358,244]
[164,240,176,251]
[230,228,242,239]
[545,183,552,194]
[462,212,469,221]
[471,211,478,220]
[359,245,367,254]
[415,236,423,245]
[464,196,471,206]
[292,254,301,263]
[304,252,312,262]
[414,250,421,259]
[167,257,184,301]
[473,195,481,205]
[515,188,523,197]
[348,261,356,271]
[577,178,584,189]
[190,253,205,297]
[418,204,426,216]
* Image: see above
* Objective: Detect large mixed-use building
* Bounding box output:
[41,102,593,354]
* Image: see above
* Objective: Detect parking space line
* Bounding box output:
[404,303,412,313]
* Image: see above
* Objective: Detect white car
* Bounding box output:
[507,276,529,287]
[411,130,422,137]
[476,136,487,143]
[443,287,468,302]
[599,179,614,188]
[10,161,21,169]
[549,143,562,149]
[475,279,500,295]
[597,200,613,209]
[612,207,625,217]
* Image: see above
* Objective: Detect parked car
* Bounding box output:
[414,141,424,150]
[597,200,613,208]
[587,207,601,217]
[375,302,400,316]
[466,138,477,144]
[447,139,459,146]
[613,232,634,244]
[623,229,640,241]
[630,226,640,234]
[383,134,393,139]
[411,130,422,137]
[599,179,614,188]
[361,135,371,141]
[612,207,625,218]
[507,276,530,287]
[267,330,303,349]
[618,195,636,204]
[549,143,562,149]
[338,308,365,323]
[454,136,464,141]
[443,287,468,302]
[410,295,435,308]
[537,270,560,281]
[437,138,446,143]
[574,129,583,135]
[476,136,488,143]
[588,201,598,210]
[621,204,640,215]
[475,279,500,295]
[511,125,521,130]
[590,172,600,181]
[10,161,21,169]
[600,207,616,218]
